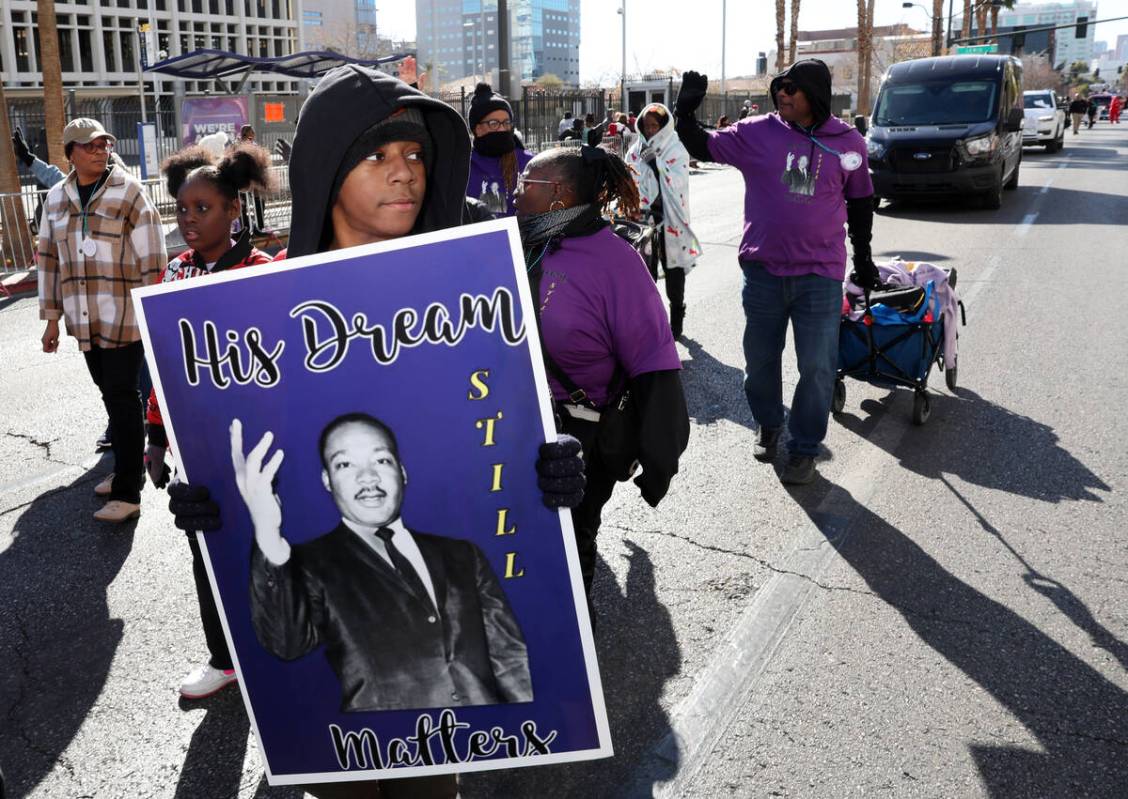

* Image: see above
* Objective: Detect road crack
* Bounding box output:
[5,430,68,466]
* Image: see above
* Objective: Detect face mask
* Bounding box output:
[474,131,516,158]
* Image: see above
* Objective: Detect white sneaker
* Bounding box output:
[179,664,237,699]
[94,474,115,496]
[93,500,141,523]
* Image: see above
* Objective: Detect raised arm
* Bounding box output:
[674,70,714,162]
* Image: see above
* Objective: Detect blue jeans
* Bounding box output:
[740,261,842,456]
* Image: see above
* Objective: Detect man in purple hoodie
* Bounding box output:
[674,59,881,485]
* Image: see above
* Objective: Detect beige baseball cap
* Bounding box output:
[62,118,117,146]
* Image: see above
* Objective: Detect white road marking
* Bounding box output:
[1016,213,1039,236]
[636,257,1002,798]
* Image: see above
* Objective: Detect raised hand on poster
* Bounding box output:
[230,418,289,563]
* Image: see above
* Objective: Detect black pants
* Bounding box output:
[646,226,686,314]
[83,342,145,503]
[188,531,233,670]
[560,415,619,596]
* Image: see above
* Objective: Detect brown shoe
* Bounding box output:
[94,474,115,497]
[93,501,141,523]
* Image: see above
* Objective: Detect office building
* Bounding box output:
[302,0,380,57]
[416,0,580,90]
[995,1,1097,67]
[0,0,299,94]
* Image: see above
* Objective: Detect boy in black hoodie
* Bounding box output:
[674,59,881,485]
[166,66,584,798]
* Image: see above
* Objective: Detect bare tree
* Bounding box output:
[789,0,801,66]
[1021,53,1064,90]
[38,0,67,171]
[775,0,787,72]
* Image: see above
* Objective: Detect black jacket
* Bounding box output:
[287,65,471,257]
[1069,98,1089,114]
[250,523,533,712]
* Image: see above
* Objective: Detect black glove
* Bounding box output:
[168,482,221,532]
[850,257,882,291]
[676,71,708,117]
[536,435,585,509]
[12,127,34,168]
[273,138,292,164]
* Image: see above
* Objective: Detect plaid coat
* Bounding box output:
[37,166,167,351]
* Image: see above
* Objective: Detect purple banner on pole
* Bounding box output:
[181,96,249,146]
[132,219,611,785]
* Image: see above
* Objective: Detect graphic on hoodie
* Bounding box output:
[478,179,507,215]
[780,150,820,197]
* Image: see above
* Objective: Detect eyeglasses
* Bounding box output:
[76,139,114,154]
[516,176,558,190]
[775,82,800,97]
[477,118,513,131]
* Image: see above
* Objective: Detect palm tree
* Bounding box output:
[989,0,1016,41]
[961,0,972,41]
[38,0,67,171]
[788,0,801,66]
[856,0,875,114]
[775,0,786,72]
[932,0,945,55]
[0,83,37,269]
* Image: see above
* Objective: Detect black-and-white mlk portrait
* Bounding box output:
[231,412,534,713]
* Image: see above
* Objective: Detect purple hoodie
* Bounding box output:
[707,113,872,281]
[467,148,534,217]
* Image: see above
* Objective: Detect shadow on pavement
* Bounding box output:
[0,467,136,798]
[879,185,1128,225]
[461,541,681,798]
[791,483,1128,796]
[835,387,1109,502]
[679,336,756,431]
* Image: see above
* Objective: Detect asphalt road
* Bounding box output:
[1,124,1126,799]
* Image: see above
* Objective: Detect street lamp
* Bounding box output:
[617,3,626,113]
[902,1,943,57]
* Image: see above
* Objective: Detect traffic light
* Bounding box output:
[1075,16,1088,39]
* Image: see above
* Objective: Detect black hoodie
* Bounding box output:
[287,65,471,258]
[769,59,833,128]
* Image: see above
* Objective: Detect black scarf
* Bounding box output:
[519,203,606,271]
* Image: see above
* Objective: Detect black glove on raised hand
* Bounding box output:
[274,138,292,164]
[675,71,708,117]
[12,128,33,168]
[168,482,222,532]
[851,257,882,290]
[536,434,585,509]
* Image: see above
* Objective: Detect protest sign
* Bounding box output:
[133,219,611,785]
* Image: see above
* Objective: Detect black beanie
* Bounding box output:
[330,106,434,205]
[770,58,833,126]
[468,82,513,130]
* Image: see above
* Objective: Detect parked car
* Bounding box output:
[1022,89,1066,151]
[861,54,1024,210]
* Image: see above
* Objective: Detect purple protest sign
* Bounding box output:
[132,219,611,785]
[181,96,249,146]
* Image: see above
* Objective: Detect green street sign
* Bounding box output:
[955,44,999,54]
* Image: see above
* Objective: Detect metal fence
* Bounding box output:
[0,164,292,284]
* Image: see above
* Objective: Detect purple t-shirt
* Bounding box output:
[707,113,873,281]
[467,148,534,217]
[537,227,681,407]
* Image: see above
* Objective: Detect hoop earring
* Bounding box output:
[549,200,565,212]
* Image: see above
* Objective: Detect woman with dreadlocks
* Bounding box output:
[514,145,690,605]
[466,82,533,217]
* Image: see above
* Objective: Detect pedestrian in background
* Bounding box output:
[466,82,534,217]
[1087,97,1098,128]
[558,109,575,137]
[559,117,585,142]
[582,112,606,147]
[37,118,167,521]
[716,114,731,129]
[1069,94,1088,134]
[673,60,880,485]
[1109,95,1123,124]
[626,103,702,338]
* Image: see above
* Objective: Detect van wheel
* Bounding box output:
[1004,157,1020,190]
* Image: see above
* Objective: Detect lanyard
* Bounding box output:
[793,125,863,172]
[79,169,110,240]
